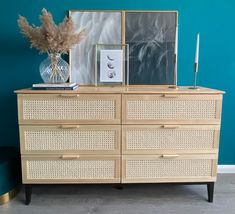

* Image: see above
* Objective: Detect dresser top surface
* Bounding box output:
[15,86,225,94]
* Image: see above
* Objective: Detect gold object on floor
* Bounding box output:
[0,187,19,205]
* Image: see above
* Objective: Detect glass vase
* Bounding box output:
[39,53,69,84]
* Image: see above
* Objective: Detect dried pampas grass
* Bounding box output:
[18,8,85,54]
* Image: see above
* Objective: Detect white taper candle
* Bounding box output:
[175,26,178,55]
[195,33,200,72]
[174,26,178,86]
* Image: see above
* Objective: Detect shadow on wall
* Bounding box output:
[0,39,43,147]
[0,94,19,147]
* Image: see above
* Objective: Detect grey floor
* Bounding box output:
[1,174,235,214]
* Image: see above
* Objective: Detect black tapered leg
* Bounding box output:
[207,182,214,203]
[25,185,32,205]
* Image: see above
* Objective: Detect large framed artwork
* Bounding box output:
[69,10,178,86]
[69,10,123,84]
[125,11,178,85]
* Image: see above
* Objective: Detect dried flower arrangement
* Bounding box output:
[17,9,85,83]
[18,8,85,54]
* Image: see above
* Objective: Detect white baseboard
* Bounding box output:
[218,165,235,173]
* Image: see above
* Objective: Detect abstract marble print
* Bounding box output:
[125,12,177,85]
[70,11,122,84]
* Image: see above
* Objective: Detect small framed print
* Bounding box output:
[100,49,123,82]
[95,44,129,86]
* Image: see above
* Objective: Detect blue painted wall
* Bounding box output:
[0,0,234,164]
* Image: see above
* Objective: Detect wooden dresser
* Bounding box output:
[15,86,224,204]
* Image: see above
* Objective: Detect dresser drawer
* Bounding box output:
[17,94,121,124]
[122,154,217,183]
[20,125,121,155]
[122,94,222,124]
[122,125,220,154]
[22,155,120,183]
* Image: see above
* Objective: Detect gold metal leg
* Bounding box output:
[0,187,20,205]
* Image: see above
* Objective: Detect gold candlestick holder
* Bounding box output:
[189,62,200,90]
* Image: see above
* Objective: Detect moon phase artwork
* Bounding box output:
[100,49,123,83]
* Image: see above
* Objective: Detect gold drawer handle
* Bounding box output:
[162,94,179,98]
[59,94,80,98]
[162,125,180,129]
[161,154,180,159]
[61,155,80,160]
[59,125,80,129]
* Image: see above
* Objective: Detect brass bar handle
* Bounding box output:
[162,125,180,129]
[59,125,80,129]
[59,94,80,98]
[162,94,179,98]
[60,155,80,160]
[161,154,180,159]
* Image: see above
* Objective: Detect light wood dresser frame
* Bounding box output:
[15,86,224,205]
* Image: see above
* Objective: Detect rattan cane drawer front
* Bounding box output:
[22,155,120,184]
[18,94,121,124]
[122,154,217,183]
[122,94,222,124]
[123,125,220,154]
[20,125,121,155]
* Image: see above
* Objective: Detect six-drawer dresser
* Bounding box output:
[15,86,224,204]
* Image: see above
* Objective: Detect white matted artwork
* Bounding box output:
[95,44,129,86]
[69,11,122,84]
[100,49,123,83]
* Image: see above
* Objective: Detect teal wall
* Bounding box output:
[0,0,234,164]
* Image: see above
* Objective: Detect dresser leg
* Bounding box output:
[207,182,214,203]
[25,185,32,205]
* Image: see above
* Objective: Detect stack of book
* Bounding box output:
[32,83,79,90]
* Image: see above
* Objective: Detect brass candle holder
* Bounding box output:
[189,62,200,90]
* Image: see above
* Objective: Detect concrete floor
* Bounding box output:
[1,174,235,214]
